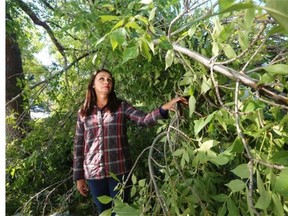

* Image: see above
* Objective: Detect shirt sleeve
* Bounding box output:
[159,106,169,119]
[123,101,166,127]
[73,111,85,181]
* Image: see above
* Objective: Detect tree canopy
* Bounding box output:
[6,0,288,215]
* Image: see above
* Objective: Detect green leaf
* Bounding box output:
[173,149,183,157]
[238,30,249,51]
[99,209,112,216]
[219,0,235,13]
[149,8,156,21]
[92,53,98,65]
[125,21,143,32]
[114,201,140,216]
[112,19,125,31]
[267,25,286,36]
[244,7,255,30]
[194,112,216,136]
[97,195,112,204]
[101,4,115,12]
[111,28,126,45]
[273,168,288,198]
[217,3,255,16]
[179,76,193,86]
[269,151,288,166]
[188,26,196,38]
[218,24,234,43]
[225,179,246,192]
[143,33,154,54]
[189,95,196,117]
[158,36,173,50]
[227,198,239,215]
[243,100,266,112]
[95,34,107,47]
[139,39,151,61]
[218,203,227,216]
[122,46,139,63]
[210,153,230,165]
[100,15,120,22]
[212,41,220,56]
[258,73,275,84]
[263,64,288,75]
[231,164,250,179]
[255,190,271,210]
[272,193,284,216]
[264,0,288,33]
[199,140,219,151]
[257,171,265,194]
[211,193,229,202]
[165,49,174,70]
[135,15,148,26]
[223,44,237,59]
[132,174,137,184]
[110,37,118,51]
[201,75,212,94]
[183,151,189,163]
[138,179,146,187]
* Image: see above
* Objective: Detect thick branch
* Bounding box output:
[15,0,66,60]
[171,43,288,106]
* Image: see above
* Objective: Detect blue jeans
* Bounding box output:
[87,173,131,215]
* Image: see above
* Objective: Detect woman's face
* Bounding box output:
[93,71,113,96]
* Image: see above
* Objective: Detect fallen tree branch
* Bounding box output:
[169,43,288,106]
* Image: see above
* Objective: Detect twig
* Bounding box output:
[210,57,229,109]
[254,158,285,170]
[148,132,170,216]
[6,51,96,107]
[241,38,266,73]
[170,1,218,37]
[166,115,205,210]
[246,56,287,74]
[168,5,189,41]
[17,174,72,214]
[234,79,260,216]
[215,23,266,65]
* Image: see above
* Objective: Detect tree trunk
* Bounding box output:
[6,30,28,140]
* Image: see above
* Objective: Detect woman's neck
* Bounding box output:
[96,95,108,109]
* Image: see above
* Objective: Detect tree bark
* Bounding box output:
[6,24,28,139]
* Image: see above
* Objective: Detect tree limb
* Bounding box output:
[15,0,66,62]
[170,43,288,106]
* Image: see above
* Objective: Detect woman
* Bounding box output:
[73,69,187,214]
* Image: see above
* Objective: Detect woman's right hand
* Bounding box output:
[76,179,89,197]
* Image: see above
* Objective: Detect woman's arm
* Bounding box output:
[124,97,188,126]
[73,111,85,181]
[161,97,188,111]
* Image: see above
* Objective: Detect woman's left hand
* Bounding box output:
[162,97,188,111]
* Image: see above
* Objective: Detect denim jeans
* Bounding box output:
[87,173,131,215]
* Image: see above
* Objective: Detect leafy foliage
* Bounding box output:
[6,0,288,215]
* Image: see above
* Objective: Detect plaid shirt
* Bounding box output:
[73,101,167,180]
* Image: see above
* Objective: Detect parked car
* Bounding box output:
[30,105,51,119]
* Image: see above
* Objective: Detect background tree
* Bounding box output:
[6,0,288,215]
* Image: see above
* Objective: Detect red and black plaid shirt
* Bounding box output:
[73,101,167,180]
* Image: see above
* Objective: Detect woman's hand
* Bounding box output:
[162,97,188,111]
[76,179,89,197]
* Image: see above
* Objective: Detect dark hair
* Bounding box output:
[80,69,122,117]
